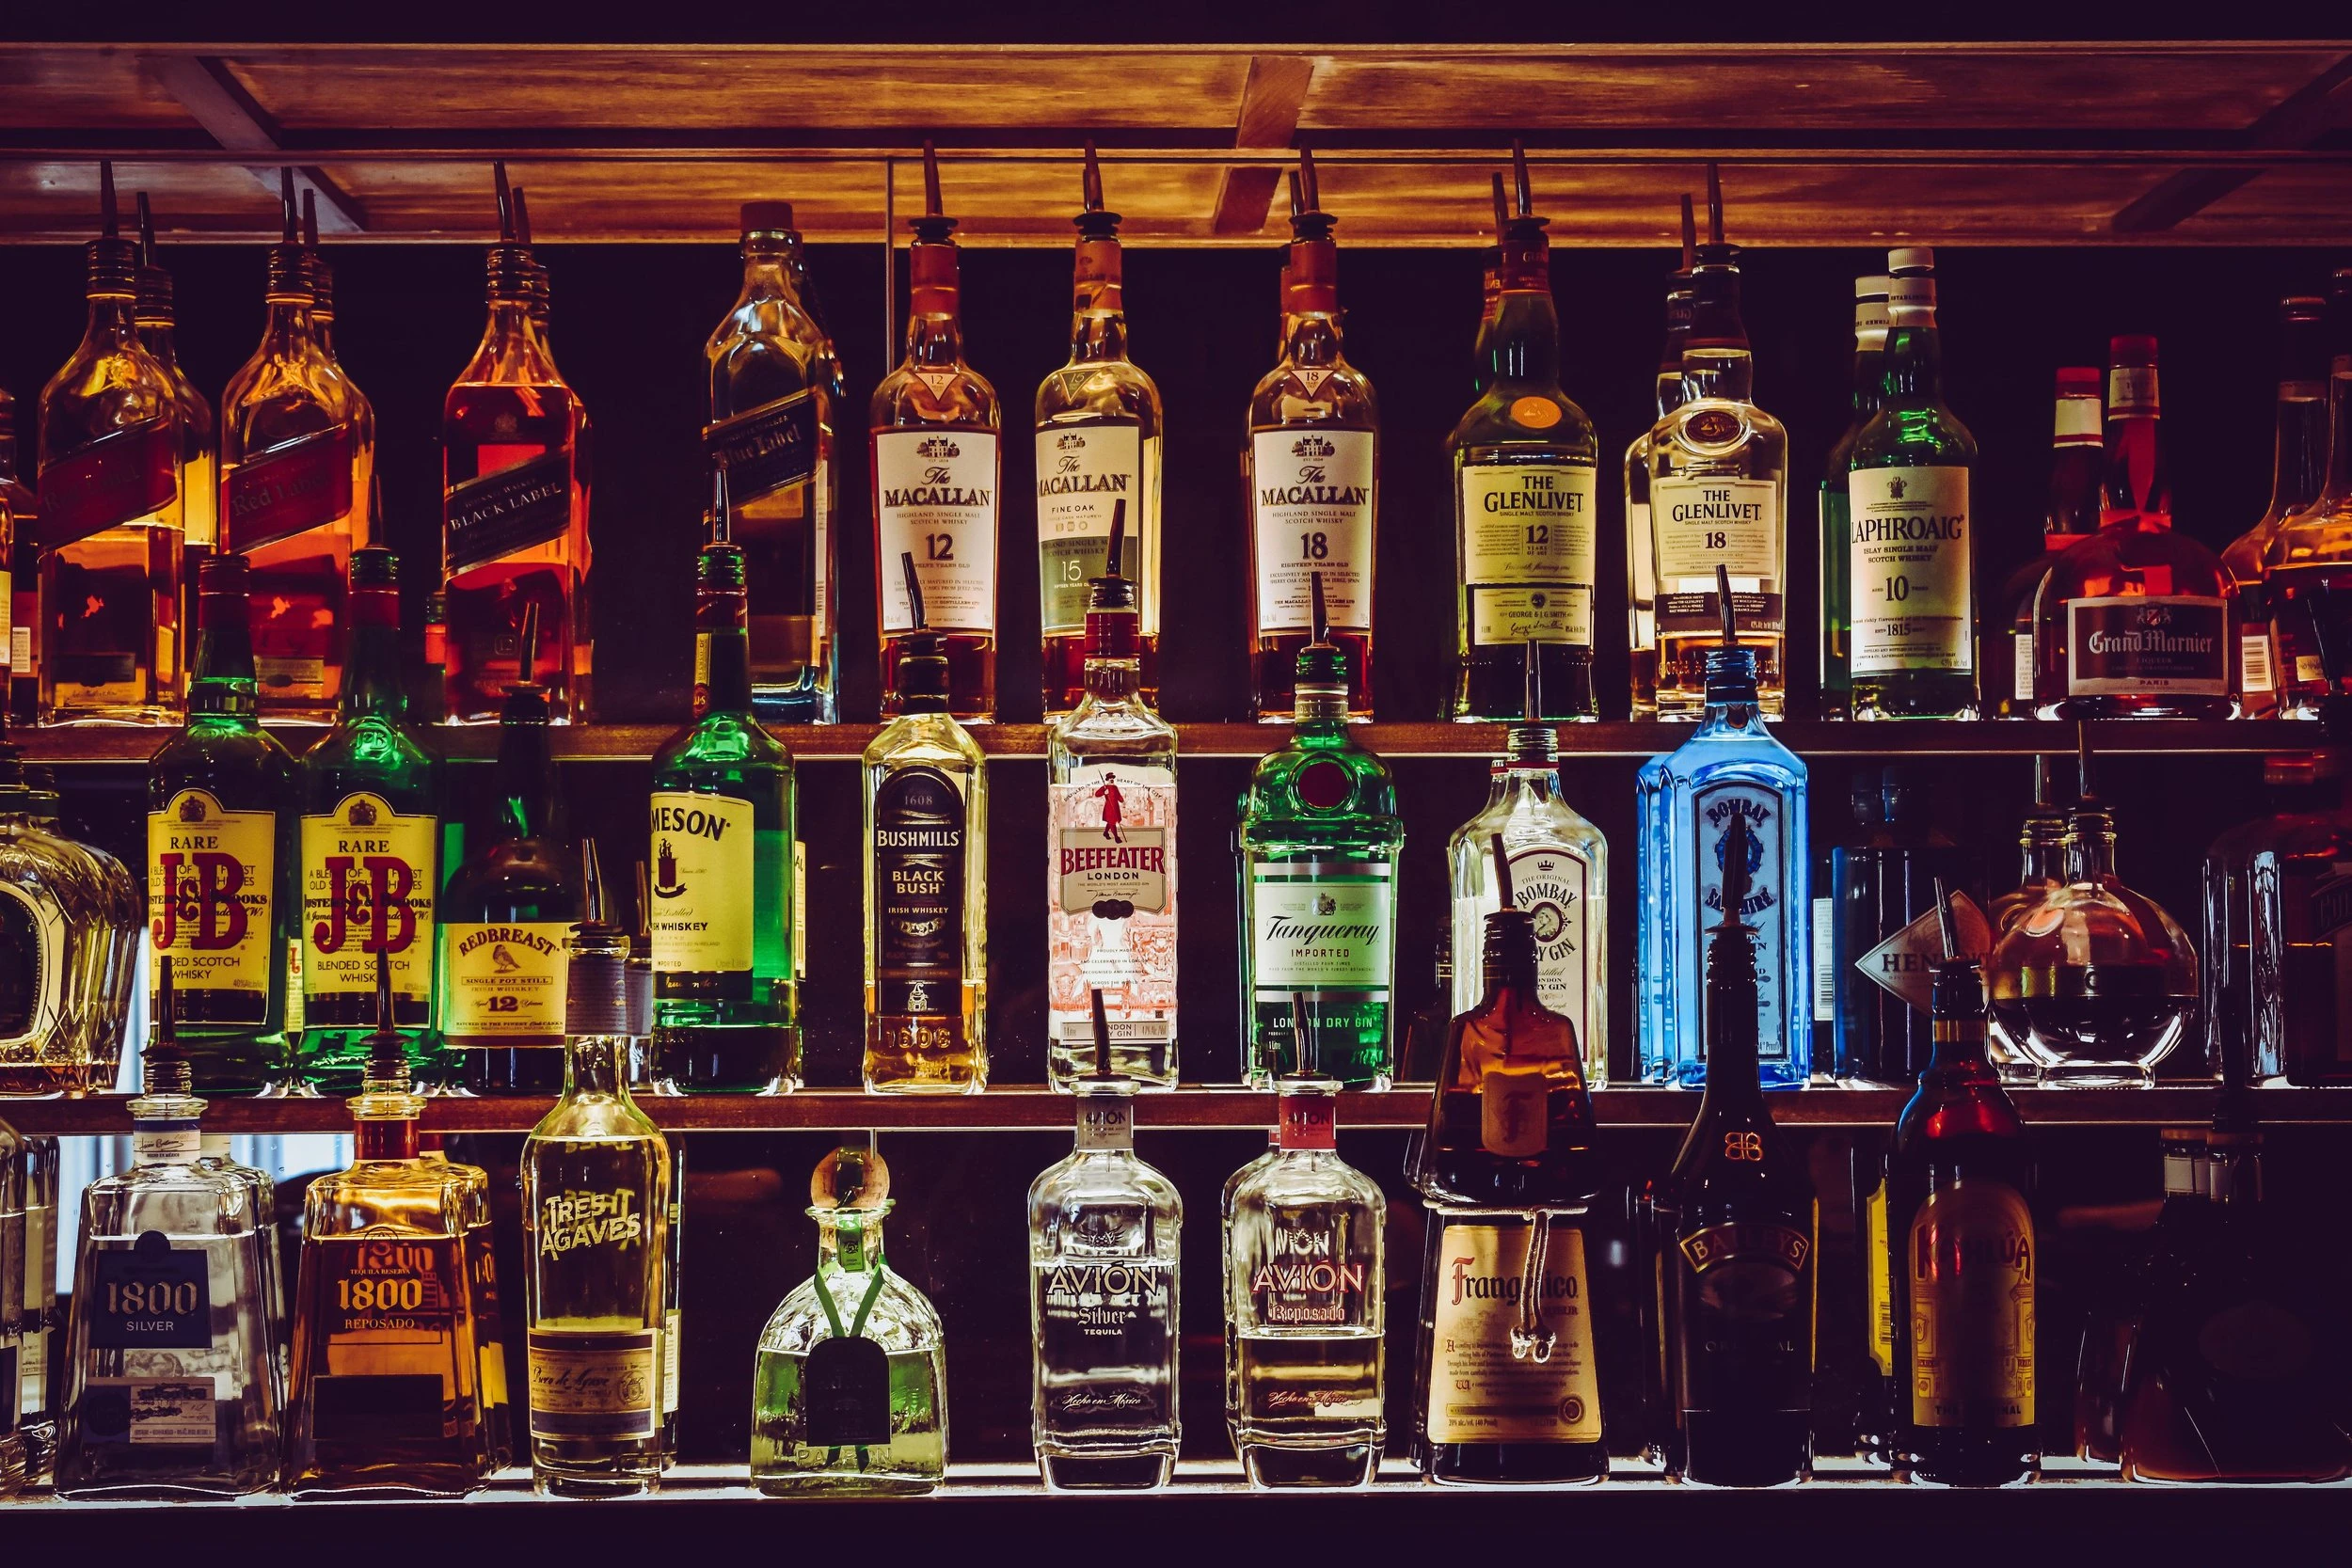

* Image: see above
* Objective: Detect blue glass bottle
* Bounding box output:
[1638,573,1810,1086]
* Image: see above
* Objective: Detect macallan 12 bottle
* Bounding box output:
[872,144,1000,721]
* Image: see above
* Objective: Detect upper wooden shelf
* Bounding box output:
[0,41,2346,245]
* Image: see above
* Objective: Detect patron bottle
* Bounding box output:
[1449,146,1599,721]
[442,163,591,723]
[146,553,298,1094]
[705,199,839,722]
[1238,577,1403,1088]
[301,188,375,549]
[1247,152,1378,720]
[1038,147,1163,716]
[0,388,39,723]
[295,547,444,1092]
[872,144,1000,720]
[1993,368,2104,718]
[864,554,988,1092]
[2220,295,2326,718]
[1625,195,1695,719]
[37,161,185,723]
[1655,813,1818,1486]
[133,194,216,598]
[2270,267,2352,715]
[648,541,800,1093]
[1818,273,1889,718]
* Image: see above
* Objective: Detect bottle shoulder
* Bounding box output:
[761,1263,944,1352]
[150,728,301,799]
[525,1093,666,1148]
[1231,1153,1389,1227]
[864,714,987,772]
[1036,361,1163,429]
[1449,785,1604,863]
[1248,359,1379,428]
[300,721,439,801]
[1047,700,1177,763]
[653,712,797,776]
[871,366,1001,430]
[1851,404,1979,468]
[1449,391,1597,461]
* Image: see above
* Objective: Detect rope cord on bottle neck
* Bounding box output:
[1510,1210,1559,1363]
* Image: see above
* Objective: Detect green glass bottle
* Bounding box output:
[1843,247,1979,720]
[146,553,299,1093]
[1238,575,1403,1088]
[649,540,799,1093]
[294,546,446,1091]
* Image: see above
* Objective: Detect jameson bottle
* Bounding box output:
[443,606,583,1095]
[1817,274,1888,718]
[1039,147,1163,716]
[295,547,443,1091]
[649,542,799,1093]
[1449,147,1599,721]
[146,554,298,1094]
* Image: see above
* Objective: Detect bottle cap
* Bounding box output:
[1292,571,1348,691]
[909,141,960,245]
[564,922,631,1037]
[2110,334,2159,365]
[84,160,140,293]
[810,1144,892,1216]
[740,199,794,234]
[1886,245,1934,274]
[2055,366,2102,396]
[895,551,952,709]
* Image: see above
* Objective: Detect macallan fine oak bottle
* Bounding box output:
[872,144,1000,721]
[1039,147,1163,716]
[1248,152,1378,721]
[442,164,591,723]
[1626,195,1695,720]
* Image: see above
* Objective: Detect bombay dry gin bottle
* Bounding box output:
[865,555,988,1092]
[1449,148,1599,721]
[37,161,186,723]
[1225,1086,1386,1488]
[1448,648,1607,1085]
[1039,148,1163,716]
[295,547,444,1092]
[1653,814,1818,1487]
[1027,992,1183,1489]
[1625,195,1695,720]
[146,554,298,1095]
[1248,152,1378,721]
[520,925,673,1497]
[442,164,591,723]
[218,171,370,721]
[1637,575,1811,1086]
[1239,578,1402,1088]
[1640,168,1789,720]
[1818,273,1888,718]
[648,542,799,1094]
[1044,509,1176,1089]
[706,199,838,722]
[133,194,216,596]
[751,1144,947,1496]
[54,964,280,1497]
[872,145,1000,721]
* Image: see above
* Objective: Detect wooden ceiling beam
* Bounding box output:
[1210,55,1317,236]
[142,54,369,233]
[2111,51,2352,233]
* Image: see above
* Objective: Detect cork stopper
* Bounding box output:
[809,1143,892,1216]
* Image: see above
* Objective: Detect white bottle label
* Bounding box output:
[874,428,999,634]
[1249,865,1392,992]
[1047,764,1177,1045]
[1251,428,1375,633]
[2239,628,2276,694]
[1460,463,1597,649]
[1036,423,1149,637]
[1423,1220,1600,1445]
[1451,845,1594,1048]
[2012,630,2036,703]
[1848,466,1972,675]
[1651,476,1778,579]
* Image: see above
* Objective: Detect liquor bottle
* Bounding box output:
[2033,335,2236,719]
[37,161,185,723]
[416,1132,511,1470]
[2201,751,2352,1085]
[864,554,988,1092]
[2074,1127,2197,1465]
[1039,147,1164,716]
[285,954,490,1496]
[520,923,673,1497]
[14,1132,58,1479]
[294,546,443,1091]
[1027,991,1183,1489]
[1818,273,1889,719]
[219,172,367,721]
[1626,195,1695,720]
[442,608,582,1095]
[649,540,800,1094]
[442,163,591,724]
[1470,175,1504,392]
[301,187,376,550]
[0,743,121,1094]
[1449,145,1599,722]
[132,194,217,601]
[1840,249,1979,720]
[0,387,38,725]
[1045,509,1176,1089]
[25,768,142,1095]
[871,144,1000,721]
[1991,755,2068,941]
[2271,268,2352,715]
[1884,910,2039,1487]
[705,198,839,722]
[56,962,280,1497]
[1447,647,1607,1085]
[751,1143,947,1496]
[0,1116,22,1496]
[1992,368,2104,718]
[1637,571,1811,1087]
[1219,1127,1280,1452]
[1247,152,1378,721]
[1654,812,1818,1486]
[2220,295,2326,718]
[146,552,299,1094]
[195,1133,284,1396]
[1643,167,1789,719]
[1225,1086,1386,1488]
[1238,578,1403,1088]
[658,1138,684,1465]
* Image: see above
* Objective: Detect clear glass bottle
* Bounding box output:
[1039,148,1163,717]
[416,1133,511,1470]
[1626,195,1695,720]
[1219,1128,1279,1456]
[1225,1087,1385,1488]
[1045,511,1176,1088]
[521,924,673,1497]
[56,962,280,1497]
[1818,273,1889,720]
[2270,267,2352,715]
[1992,368,2105,718]
[0,746,118,1095]
[1027,993,1182,1489]
[133,193,217,609]
[750,1143,947,1496]
[26,767,140,1096]
[196,1133,283,1398]
[706,199,839,723]
[301,187,375,552]
[2221,295,2327,718]
[2201,751,2352,1086]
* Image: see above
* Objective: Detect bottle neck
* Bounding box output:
[1069,236,1128,363]
[84,292,141,348]
[1926,964,1994,1074]
[2069,811,2117,880]
[492,706,556,840]
[2018,817,2069,883]
[817,1214,887,1272]
[2313,353,2352,500]
[342,589,407,718]
[1682,345,1754,404]
[266,297,320,353]
[905,241,964,366]
[696,624,753,715]
[1697,931,1766,1106]
[1084,651,1141,702]
[739,239,799,304]
[1881,317,1943,403]
[137,320,182,371]
[1490,758,1563,806]
[1293,680,1351,728]
[189,589,262,720]
[562,1036,628,1098]
[356,1114,421,1163]
[1482,287,1561,390]
[1849,335,1886,415]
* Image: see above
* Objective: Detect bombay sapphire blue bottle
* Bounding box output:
[1637,602,1810,1087]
